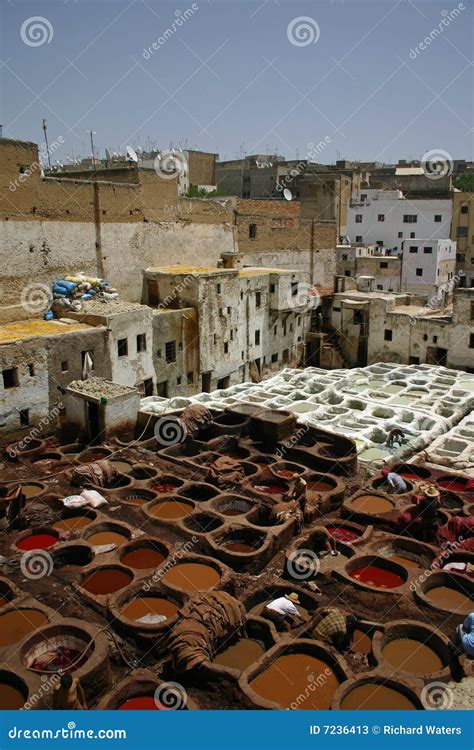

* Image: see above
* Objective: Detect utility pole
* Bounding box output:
[87,130,96,164]
[42,119,52,170]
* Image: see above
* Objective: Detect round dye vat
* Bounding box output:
[82,568,132,595]
[213,638,265,670]
[162,562,220,593]
[327,526,360,543]
[120,548,166,570]
[21,483,44,499]
[221,509,245,517]
[111,461,133,474]
[118,696,159,710]
[87,530,128,547]
[0,610,48,646]
[253,483,288,495]
[250,654,340,710]
[149,500,194,520]
[121,597,178,622]
[389,554,422,570]
[341,683,417,710]
[426,586,472,614]
[29,647,87,674]
[437,477,468,493]
[308,480,335,492]
[350,565,404,589]
[275,469,298,479]
[0,683,25,709]
[351,629,372,655]
[53,516,92,533]
[222,542,256,554]
[151,480,182,493]
[16,533,57,551]
[350,495,394,514]
[382,638,443,674]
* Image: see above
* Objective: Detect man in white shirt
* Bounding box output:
[264,592,304,631]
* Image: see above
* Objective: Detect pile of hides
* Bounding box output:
[44,273,118,320]
[206,456,244,488]
[179,405,213,439]
[167,591,246,672]
[15,500,55,530]
[71,460,119,488]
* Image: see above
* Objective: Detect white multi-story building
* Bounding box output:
[401,239,457,298]
[347,189,452,251]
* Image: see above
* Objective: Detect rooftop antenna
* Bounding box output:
[105,148,111,166]
[126,145,138,163]
[42,119,52,170]
[86,130,97,163]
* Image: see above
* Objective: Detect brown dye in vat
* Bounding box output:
[350,495,394,514]
[121,597,178,622]
[111,461,133,474]
[221,509,245,516]
[426,586,472,613]
[382,638,443,673]
[308,481,334,492]
[389,555,422,570]
[21,484,43,498]
[88,531,128,547]
[250,654,339,709]
[0,596,9,608]
[351,629,372,655]
[0,609,48,646]
[82,568,132,595]
[213,638,265,670]
[162,562,220,593]
[341,683,417,710]
[53,516,92,533]
[222,542,256,554]
[120,548,165,569]
[0,684,25,709]
[149,500,194,520]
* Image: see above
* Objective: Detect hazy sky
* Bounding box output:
[1,0,472,164]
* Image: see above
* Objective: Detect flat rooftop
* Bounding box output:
[146,265,234,276]
[67,377,137,399]
[0,319,92,345]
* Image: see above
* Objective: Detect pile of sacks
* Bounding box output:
[44,273,118,319]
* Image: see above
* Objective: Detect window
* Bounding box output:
[224,342,229,353]
[377,284,383,290]
[356,235,362,243]
[409,246,418,253]
[355,214,363,223]
[273,326,277,336]
[380,261,388,269]
[271,353,278,363]
[157,348,162,358]
[384,329,393,341]
[230,329,234,340]
[143,378,154,396]
[176,376,182,386]
[283,348,289,362]
[136,334,146,352]
[409,356,420,365]
[219,308,223,317]
[457,227,468,237]
[423,334,428,341]
[157,381,168,397]
[217,284,221,294]
[433,336,438,344]
[344,270,351,277]
[249,224,257,239]
[403,215,417,223]
[283,323,287,335]
[297,315,301,325]
[378,214,385,222]
[270,283,275,293]
[214,334,217,345]
[291,281,299,297]
[179,342,183,352]
[61,360,68,372]
[461,205,469,214]
[434,215,442,222]
[19,409,29,426]
[423,246,433,254]
[117,338,128,357]
[187,371,194,384]
[354,309,364,324]
[471,301,474,320]
[398,231,403,238]
[255,330,260,345]
[227,306,231,315]
[256,292,261,308]
[470,333,474,349]
[241,351,244,360]
[361,194,367,201]
[416,268,423,276]
[165,341,176,363]
[410,232,415,238]
[240,291,244,300]
[27,363,35,377]
[342,253,348,261]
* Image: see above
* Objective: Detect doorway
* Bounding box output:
[87,401,101,443]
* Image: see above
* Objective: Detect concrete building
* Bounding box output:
[347,189,452,251]
[400,239,457,298]
[336,245,401,292]
[451,192,474,287]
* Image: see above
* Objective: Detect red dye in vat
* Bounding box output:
[276,469,297,479]
[255,483,288,495]
[327,526,360,543]
[118,696,159,710]
[437,478,468,493]
[17,533,57,551]
[350,565,404,589]
[152,481,180,493]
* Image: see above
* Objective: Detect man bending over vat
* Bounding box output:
[263,593,305,631]
[455,612,474,659]
[312,608,359,652]
[380,467,407,494]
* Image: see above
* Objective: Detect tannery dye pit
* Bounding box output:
[250,654,340,709]
[381,639,443,674]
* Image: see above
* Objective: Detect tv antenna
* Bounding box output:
[126,146,138,163]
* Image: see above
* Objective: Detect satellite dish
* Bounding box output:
[126,146,138,162]
[283,188,293,201]
[105,148,111,161]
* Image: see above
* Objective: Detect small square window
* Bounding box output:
[380,261,388,269]
[434,214,442,222]
[457,227,468,237]
[249,224,257,239]
[355,214,363,223]
[356,236,362,243]
[28,364,35,377]
[416,268,423,277]
[256,292,261,308]
[345,270,351,277]
[271,353,278,363]
[410,232,416,238]
[157,348,162,358]
[165,341,176,363]
[398,231,403,238]
[143,378,154,396]
[3,368,19,389]
[187,371,194,385]
[117,338,128,357]
[378,214,385,222]
[384,329,393,341]
[61,360,68,372]
[409,246,418,253]
[177,376,182,386]
[424,246,433,254]
[433,335,438,343]
[460,205,468,214]
[136,334,146,352]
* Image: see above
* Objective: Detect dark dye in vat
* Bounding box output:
[0,609,48,646]
[88,531,128,547]
[0,684,25,709]
[82,568,132,595]
[120,548,165,569]
[222,542,256,554]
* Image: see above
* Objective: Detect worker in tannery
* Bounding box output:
[52,673,87,710]
[263,593,305,631]
[380,467,408,494]
[312,608,359,652]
